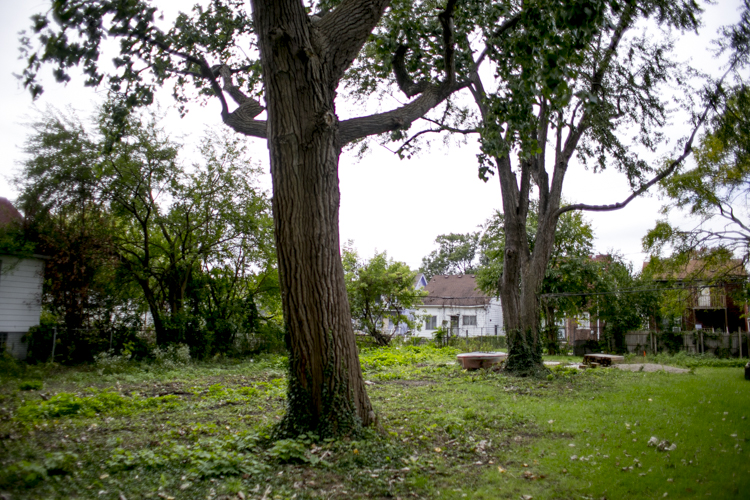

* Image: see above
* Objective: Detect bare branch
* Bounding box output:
[338,81,470,146]
[392,46,429,98]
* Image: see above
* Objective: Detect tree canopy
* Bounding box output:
[16,108,279,361]
[343,244,425,346]
[419,232,480,280]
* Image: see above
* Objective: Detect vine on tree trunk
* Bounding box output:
[504,328,547,377]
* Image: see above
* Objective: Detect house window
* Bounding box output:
[577,312,590,329]
[699,287,711,307]
[425,316,438,330]
[463,315,477,326]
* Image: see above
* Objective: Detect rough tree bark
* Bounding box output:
[247,0,384,436]
[242,0,464,436]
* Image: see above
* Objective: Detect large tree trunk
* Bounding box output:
[497,153,560,376]
[253,0,376,437]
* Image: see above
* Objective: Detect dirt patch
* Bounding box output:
[615,363,689,374]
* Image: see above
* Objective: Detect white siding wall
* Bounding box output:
[415,301,504,338]
[487,298,503,335]
[0,257,44,332]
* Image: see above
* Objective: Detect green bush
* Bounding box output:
[0,351,27,378]
[0,461,48,489]
[19,380,43,391]
[93,350,134,374]
[267,436,318,464]
[151,343,191,368]
[43,452,78,476]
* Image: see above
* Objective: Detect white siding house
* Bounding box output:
[415,274,503,339]
[0,256,45,359]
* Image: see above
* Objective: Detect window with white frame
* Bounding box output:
[425,315,438,330]
[577,312,590,329]
[462,315,477,326]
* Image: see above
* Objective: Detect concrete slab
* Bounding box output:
[583,353,625,366]
[456,352,507,370]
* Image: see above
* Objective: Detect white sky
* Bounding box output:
[0,0,745,272]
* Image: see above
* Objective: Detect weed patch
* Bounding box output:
[14,390,181,422]
[1,351,748,499]
[626,351,748,368]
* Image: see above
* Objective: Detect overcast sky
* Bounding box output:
[0,0,745,271]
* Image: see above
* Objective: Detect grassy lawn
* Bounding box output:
[1,346,748,499]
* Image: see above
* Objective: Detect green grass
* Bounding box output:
[0,346,747,499]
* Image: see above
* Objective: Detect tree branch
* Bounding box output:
[317,0,391,83]
[392,46,429,98]
[127,31,268,138]
[338,81,470,146]
[556,61,737,218]
[338,0,465,146]
[475,13,523,68]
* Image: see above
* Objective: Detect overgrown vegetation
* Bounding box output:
[1,345,747,499]
[14,109,283,363]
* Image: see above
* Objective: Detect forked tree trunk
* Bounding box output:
[253,1,375,437]
[497,154,560,376]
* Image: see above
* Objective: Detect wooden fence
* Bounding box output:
[625,330,749,357]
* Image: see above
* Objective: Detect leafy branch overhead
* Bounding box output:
[20,0,470,146]
[643,85,750,287]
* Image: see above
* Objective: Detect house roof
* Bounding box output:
[0,197,23,229]
[649,258,748,281]
[423,274,491,307]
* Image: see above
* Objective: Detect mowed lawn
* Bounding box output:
[0,346,748,499]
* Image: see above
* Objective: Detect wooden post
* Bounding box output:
[738,330,742,359]
[50,326,57,363]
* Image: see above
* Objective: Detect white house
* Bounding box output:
[0,256,45,359]
[0,197,45,359]
[415,274,503,339]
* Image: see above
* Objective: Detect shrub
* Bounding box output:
[267,436,318,464]
[93,350,133,374]
[19,380,43,391]
[152,343,191,369]
[0,461,47,489]
[43,452,78,476]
